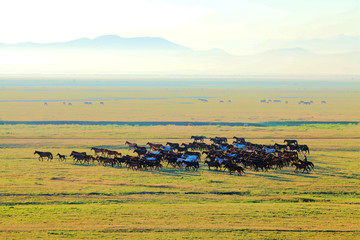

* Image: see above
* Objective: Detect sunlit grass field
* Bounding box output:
[0,87,359,122]
[0,87,359,239]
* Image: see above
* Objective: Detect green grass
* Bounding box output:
[0,86,359,239]
[0,127,360,239]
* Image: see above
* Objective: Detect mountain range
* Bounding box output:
[0,35,359,75]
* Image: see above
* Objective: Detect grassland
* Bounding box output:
[0,86,359,239]
[0,87,359,122]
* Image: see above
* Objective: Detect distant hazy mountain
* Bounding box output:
[0,35,359,75]
[261,35,360,54]
[0,35,189,51]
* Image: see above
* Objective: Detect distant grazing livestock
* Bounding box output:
[100,102,104,105]
[321,101,327,104]
[68,103,72,106]
[44,102,48,106]
[84,102,92,105]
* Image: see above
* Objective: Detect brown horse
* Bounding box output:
[104,149,121,158]
[223,162,244,175]
[292,161,314,173]
[146,142,162,151]
[34,151,53,161]
[91,147,105,156]
[125,141,138,150]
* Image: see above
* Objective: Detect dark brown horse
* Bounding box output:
[56,153,66,161]
[146,142,162,151]
[125,141,138,150]
[204,160,221,170]
[292,161,314,173]
[34,151,53,161]
[91,147,105,156]
[233,137,245,144]
[104,149,121,158]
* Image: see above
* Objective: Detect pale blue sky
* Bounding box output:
[0,0,359,54]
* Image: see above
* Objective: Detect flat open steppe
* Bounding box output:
[0,86,359,239]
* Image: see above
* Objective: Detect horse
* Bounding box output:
[56,153,66,161]
[274,143,288,151]
[135,145,147,151]
[104,149,121,158]
[34,151,53,161]
[96,156,115,167]
[284,139,298,145]
[299,145,310,154]
[166,142,179,148]
[204,160,221,170]
[233,137,245,144]
[292,161,314,173]
[191,136,206,142]
[91,147,105,156]
[183,161,199,171]
[125,141,137,150]
[146,142,162,151]
[134,148,147,157]
[223,162,244,175]
[175,146,188,152]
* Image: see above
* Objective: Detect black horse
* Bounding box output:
[274,143,288,151]
[233,137,245,144]
[284,139,298,145]
[57,153,66,161]
[34,151,53,161]
[299,145,310,154]
[191,136,206,142]
[133,148,147,157]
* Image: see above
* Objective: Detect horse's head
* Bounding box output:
[34,151,37,155]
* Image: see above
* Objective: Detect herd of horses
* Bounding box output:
[34,136,314,175]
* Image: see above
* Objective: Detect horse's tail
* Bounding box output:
[49,153,53,159]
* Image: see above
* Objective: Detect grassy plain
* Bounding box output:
[0,86,359,122]
[0,86,359,239]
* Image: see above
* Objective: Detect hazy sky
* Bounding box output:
[1,0,359,54]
